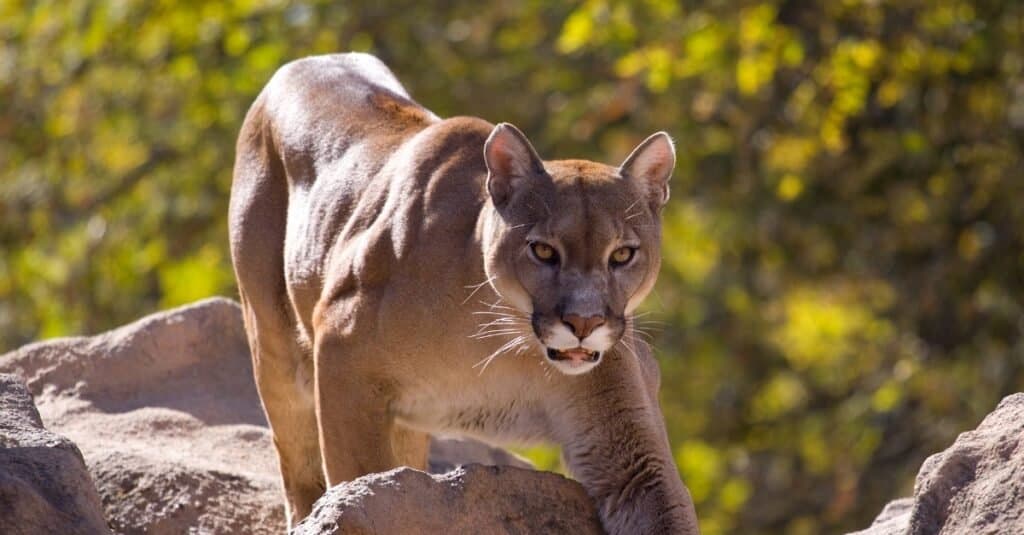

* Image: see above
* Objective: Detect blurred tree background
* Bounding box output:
[2,0,1023,533]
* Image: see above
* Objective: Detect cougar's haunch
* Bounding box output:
[229,53,699,534]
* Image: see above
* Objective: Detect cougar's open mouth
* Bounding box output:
[546,347,601,363]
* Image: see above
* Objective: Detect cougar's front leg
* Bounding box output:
[390,424,430,471]
[555,346,700,535]
[313,333,403,485]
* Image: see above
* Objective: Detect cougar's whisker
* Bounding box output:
[462,275,497,305]
[617,338,641,361]
[474,335,528,374]
[471,310,526,317]
[472,317,528,336]
[471,330,526,340]
[476,324,524,332]
[627,328,655,342]
[478,299,519,312]
[475,313,528,321]
[626,316,661,343]
[474,317,527,330]
[622,197,641,216]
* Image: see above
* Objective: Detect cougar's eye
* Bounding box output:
[610,246,636,267]
[530,242,558,264]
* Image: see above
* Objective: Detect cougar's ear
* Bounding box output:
[619,132,675,208]
[484,123,546,209]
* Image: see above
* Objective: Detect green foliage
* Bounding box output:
[510,444,564,474]
[3,1,1023,533]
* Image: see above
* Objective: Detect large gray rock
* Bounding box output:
[850,393,1024,535]
[1,298,284,534]
[294,464,602,535]
[0,373,109,535]
[0,298,538,533]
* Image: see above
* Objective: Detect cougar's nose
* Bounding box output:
[562,314,605,340]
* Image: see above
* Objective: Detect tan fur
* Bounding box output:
[229,53,699,534]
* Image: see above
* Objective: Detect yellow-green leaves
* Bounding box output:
[675,439,751,535]
[556,5,594,54]
[662,202,720,287]
[158,245,233,309]
[770,282,892,383]
[2,2,1022,534]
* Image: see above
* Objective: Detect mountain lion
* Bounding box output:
[229,53,699,534]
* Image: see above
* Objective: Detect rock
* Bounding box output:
[8,297,1024,535]
[428,436,533,473]
[0,297,540,533]
[854,498,915,535]
[0,373,109,535]
[849,393,1024,535]
[0,298,285,534]
[294,464,602,535]
[89,450,281,534]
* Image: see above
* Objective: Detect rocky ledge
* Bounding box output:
[1,298,1022,534]
[0,298,587,534]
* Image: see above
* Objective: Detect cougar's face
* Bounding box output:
[481,125,674,376]
[507,163,662,374]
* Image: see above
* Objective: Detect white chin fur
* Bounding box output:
[548,357,601,376]
[540,323,616,376]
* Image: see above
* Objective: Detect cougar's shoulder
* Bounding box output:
[313,115,496,313]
